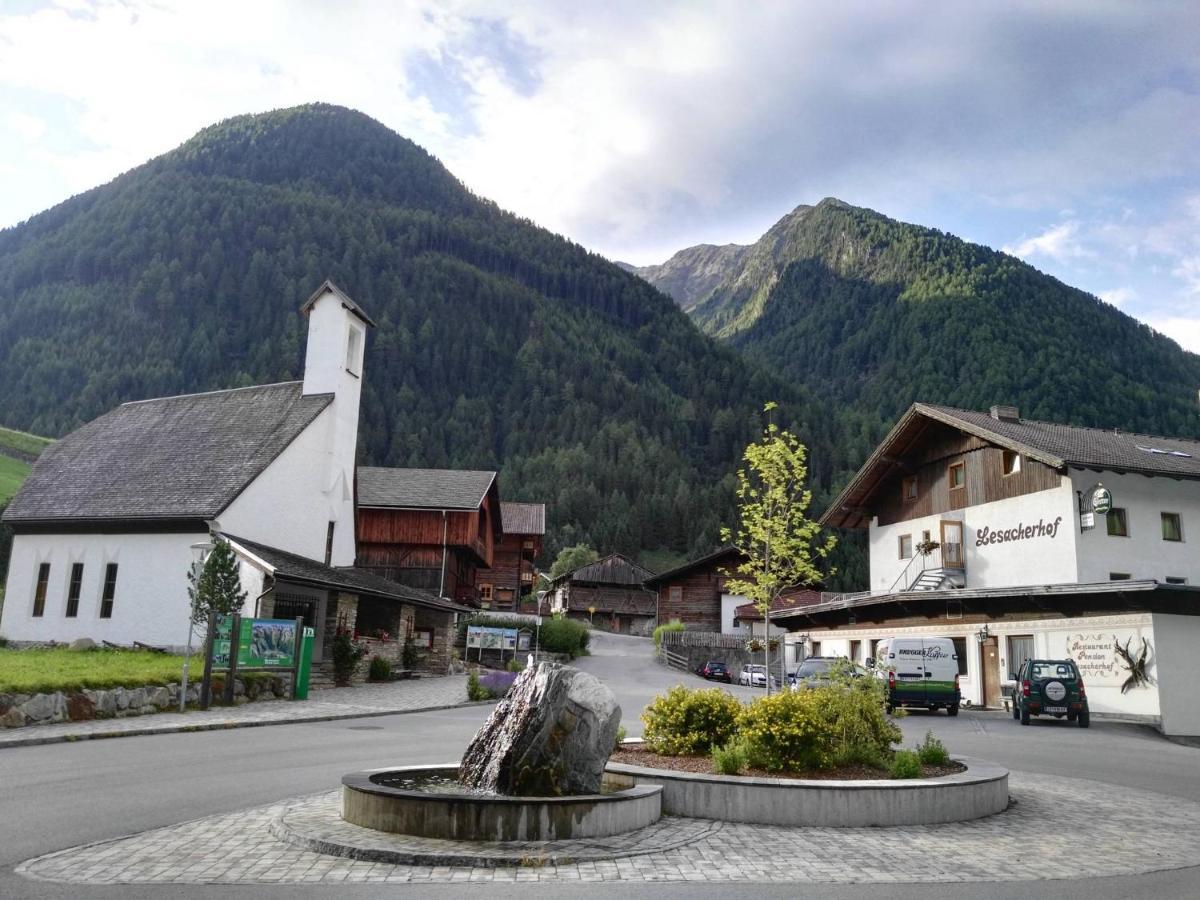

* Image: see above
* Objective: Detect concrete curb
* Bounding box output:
[0,699,496,751]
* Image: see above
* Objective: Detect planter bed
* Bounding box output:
[610,745,966,780]
[605,742,1008,828]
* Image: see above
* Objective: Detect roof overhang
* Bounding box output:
[770,580,1200,630]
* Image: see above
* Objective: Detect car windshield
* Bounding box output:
[1030,662,1077,680]
[708,663,726,671]
[745,665,765,673]
[797,660,835,677]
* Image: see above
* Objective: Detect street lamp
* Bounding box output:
[976,623,990,644]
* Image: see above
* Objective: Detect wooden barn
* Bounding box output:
[644,546,743,633]
[494,502,546,612]
[355,467,501,606]
[547,553,657,635]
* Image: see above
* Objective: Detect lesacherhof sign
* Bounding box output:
[975,515,1064,547]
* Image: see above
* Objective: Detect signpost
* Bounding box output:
[1079,483,1113,531]
[204,615,311,704]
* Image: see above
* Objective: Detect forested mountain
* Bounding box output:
[635,198,1200,446]
[0,104,836,569]
[621,243,750,312]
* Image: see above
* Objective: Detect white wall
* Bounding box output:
[217,405,355,566]
[1071,470,1200,585]
[787,612,1160,717]
[0,531,216,648]
[1152,613,1200,736]
[721,593,747,635]
[868,480,1078,592]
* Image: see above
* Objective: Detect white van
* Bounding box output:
[873,636,961,716]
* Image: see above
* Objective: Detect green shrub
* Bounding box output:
[613,725,627,752]
[653,619,685,648]
[712,739,748,776]
[330,628,367,686]
[737,688,832,772]
[889,749,922,779]
[642,685,742,756]
[506,658,523,673]
[367,655,391,682]
[401,638,421,670]
[466,670,489,702]
[819,663,903,768]
[916,730,950,766]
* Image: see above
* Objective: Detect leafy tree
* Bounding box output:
[547,544,600,581]
[722,404,836,694]
[186,538,248,624]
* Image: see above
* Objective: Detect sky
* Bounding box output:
[1,0,1199,352]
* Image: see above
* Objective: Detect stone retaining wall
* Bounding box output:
[0,673,292,729]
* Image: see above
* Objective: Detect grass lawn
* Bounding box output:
[0,453,31,503]
[0,647,200,694]
[0,425,53,459]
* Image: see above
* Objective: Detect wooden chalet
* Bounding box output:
[643,546,741,632]
[547,553,657,635]
[355,467,501,606]
[494,502,546,612]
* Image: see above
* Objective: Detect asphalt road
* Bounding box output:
[1,630,1198,899]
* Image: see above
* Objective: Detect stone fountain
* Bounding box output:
[341,663,662,841]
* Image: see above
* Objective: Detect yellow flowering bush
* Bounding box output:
[641,685,743,755]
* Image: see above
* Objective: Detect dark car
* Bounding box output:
[1014,658,1089,727]
[695,660,732,683]
[791,656,865,690]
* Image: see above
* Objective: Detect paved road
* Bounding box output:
[1,630,1197,898]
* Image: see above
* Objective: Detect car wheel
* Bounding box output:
[1079,710,1090,728]
[1020,705,1030,726]
[948,704,959,717]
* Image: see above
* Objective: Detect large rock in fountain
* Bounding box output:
[459,663,621,796]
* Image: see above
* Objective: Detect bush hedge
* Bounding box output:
[641,685,742,756]
[652,619,684,648]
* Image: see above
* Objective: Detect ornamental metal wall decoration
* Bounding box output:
[1113,635,1153,694]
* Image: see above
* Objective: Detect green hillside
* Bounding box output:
[639,199,1200,453]
[0,104,825,565]
[0,425,52,503]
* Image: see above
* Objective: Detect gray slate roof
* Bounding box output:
[357,467,497,510]
[500,502,546,535]
[224,535,466,613]
[920,404,1200,479]
[4,382,331,524]
[553,553,656,587]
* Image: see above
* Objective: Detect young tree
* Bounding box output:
[547,544,600,581]
[187,538,248,624]
[722,403,836,695]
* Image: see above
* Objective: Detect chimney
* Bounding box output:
[990,404,1020,423]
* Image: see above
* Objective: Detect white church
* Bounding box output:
[0,281,460,659]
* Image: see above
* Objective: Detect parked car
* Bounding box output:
[791,656,866,690]
[1013,658,1089,727]
[738,664,778,688]
[695,660,733,683]
[873,636,961,715]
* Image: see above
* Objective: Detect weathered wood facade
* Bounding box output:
[548,553,657,636]
[871,422,1061,527]
[644,546,742,631]
[488,502,546,612]
[355,468,501,605]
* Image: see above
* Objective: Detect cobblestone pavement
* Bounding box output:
[270,791,724,866]
[18,772,1200,885]
[0,676,471,749]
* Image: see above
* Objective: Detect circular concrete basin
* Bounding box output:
[604,754,1009,827]
[342,765,662,842]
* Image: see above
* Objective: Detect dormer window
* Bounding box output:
[345,326,362,376]
[901,476,918,502]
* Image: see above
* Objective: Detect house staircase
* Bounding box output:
[908,568,966,591]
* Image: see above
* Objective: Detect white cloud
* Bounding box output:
[1099,287,1135,308]
[1147,316,1200,354]
[1003,222,1092,265]
[6,111,46,142]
